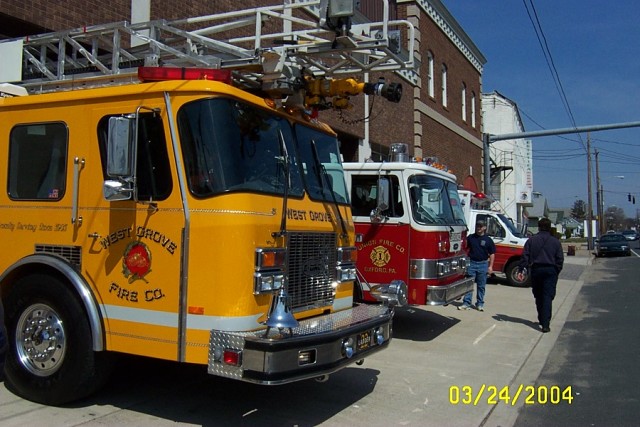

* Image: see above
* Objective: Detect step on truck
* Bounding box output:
[343,143,474,307]
[0,1,414,405]
[458,190,530,287]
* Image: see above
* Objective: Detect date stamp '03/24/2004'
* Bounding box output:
[449,385,574,406]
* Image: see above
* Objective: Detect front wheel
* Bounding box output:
[505,262,531,287]
[5,274,112,405]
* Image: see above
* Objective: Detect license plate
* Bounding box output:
[357,330,373,351]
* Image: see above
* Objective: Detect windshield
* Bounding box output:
[600,235,625,242]
[294,124,348,204]
[178,98,306,198]
[177,98,348,203]
[408,175,462,225]
[497,213,523,237]
[448,182,466,225]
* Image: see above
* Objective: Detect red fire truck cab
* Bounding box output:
[343,144,474,306]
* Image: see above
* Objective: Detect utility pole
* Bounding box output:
[586,134,593,250]
[595,149,603,237]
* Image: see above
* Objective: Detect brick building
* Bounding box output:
[0,0,487,190]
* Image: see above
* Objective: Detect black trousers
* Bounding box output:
[530,265,558,328]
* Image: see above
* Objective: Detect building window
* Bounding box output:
[441,64,448,107]
[471,92,477,128]
[427,51,434,98]
[461,83,467,122]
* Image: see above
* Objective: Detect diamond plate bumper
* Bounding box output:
[208,303,393,384]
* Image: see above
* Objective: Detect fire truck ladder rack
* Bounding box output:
[3,0,415,96]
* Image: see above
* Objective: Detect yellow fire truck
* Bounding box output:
[0,1,414,405]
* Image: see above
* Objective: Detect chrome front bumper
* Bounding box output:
[208,304,393,384]
[426,275,474,305]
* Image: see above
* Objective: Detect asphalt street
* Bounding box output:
[514,245,640,426]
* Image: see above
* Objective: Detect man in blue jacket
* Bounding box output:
[459,220,496,311]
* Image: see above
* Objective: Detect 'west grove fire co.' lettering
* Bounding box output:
[287,208,333,222]
[100,226,177,254]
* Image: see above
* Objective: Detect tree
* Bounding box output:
[570,199,587,221]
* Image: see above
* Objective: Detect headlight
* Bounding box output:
[336,246,357,283]
[254,248,286,294]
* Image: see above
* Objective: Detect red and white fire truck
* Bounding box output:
[343,144,474,306]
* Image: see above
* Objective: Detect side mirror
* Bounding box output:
[107,116,135,177]
[370,177,390,222]
[376,177,390,211]
[104,116,136,201]
[103,179,133,201]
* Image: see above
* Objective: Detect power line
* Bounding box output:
[522,0,586,152]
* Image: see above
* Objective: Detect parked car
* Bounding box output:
[621,230,639,241]
[0,298,6,381]
[595,234,631,257]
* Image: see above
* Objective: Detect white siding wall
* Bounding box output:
[481,92,533,229]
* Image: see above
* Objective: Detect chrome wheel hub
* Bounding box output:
[16,303,66,376]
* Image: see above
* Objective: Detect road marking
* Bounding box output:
[473,324,496,345]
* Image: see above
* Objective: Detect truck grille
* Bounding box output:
[287,232,337,311]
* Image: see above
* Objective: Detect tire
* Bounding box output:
[505,261,530,288]
[4,274,112,405]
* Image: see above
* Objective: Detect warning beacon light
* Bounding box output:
[138,67,232,84]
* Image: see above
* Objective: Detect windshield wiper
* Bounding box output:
[273,129,290,238]
[311,139,348,239]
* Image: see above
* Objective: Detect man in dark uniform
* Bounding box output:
[459,220,495,311]
[517,217,564,333]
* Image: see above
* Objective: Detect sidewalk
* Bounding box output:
[355,243,592,427]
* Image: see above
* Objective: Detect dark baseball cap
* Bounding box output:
[475,220,486,228]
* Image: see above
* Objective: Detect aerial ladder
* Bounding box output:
[1,0,414,110]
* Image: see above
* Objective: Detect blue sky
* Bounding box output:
[441,0,640,218]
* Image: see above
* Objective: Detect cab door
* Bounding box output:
[350,172,411,298]
[82,108,185,361]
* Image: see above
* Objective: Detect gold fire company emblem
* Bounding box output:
[370,245,391,267]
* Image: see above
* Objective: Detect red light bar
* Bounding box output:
[138,66,232,84]
[473,192,487,199]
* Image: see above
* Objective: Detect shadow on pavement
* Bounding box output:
[392,306,460,342]
[492,313,539,331]
[64,353,380,426]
